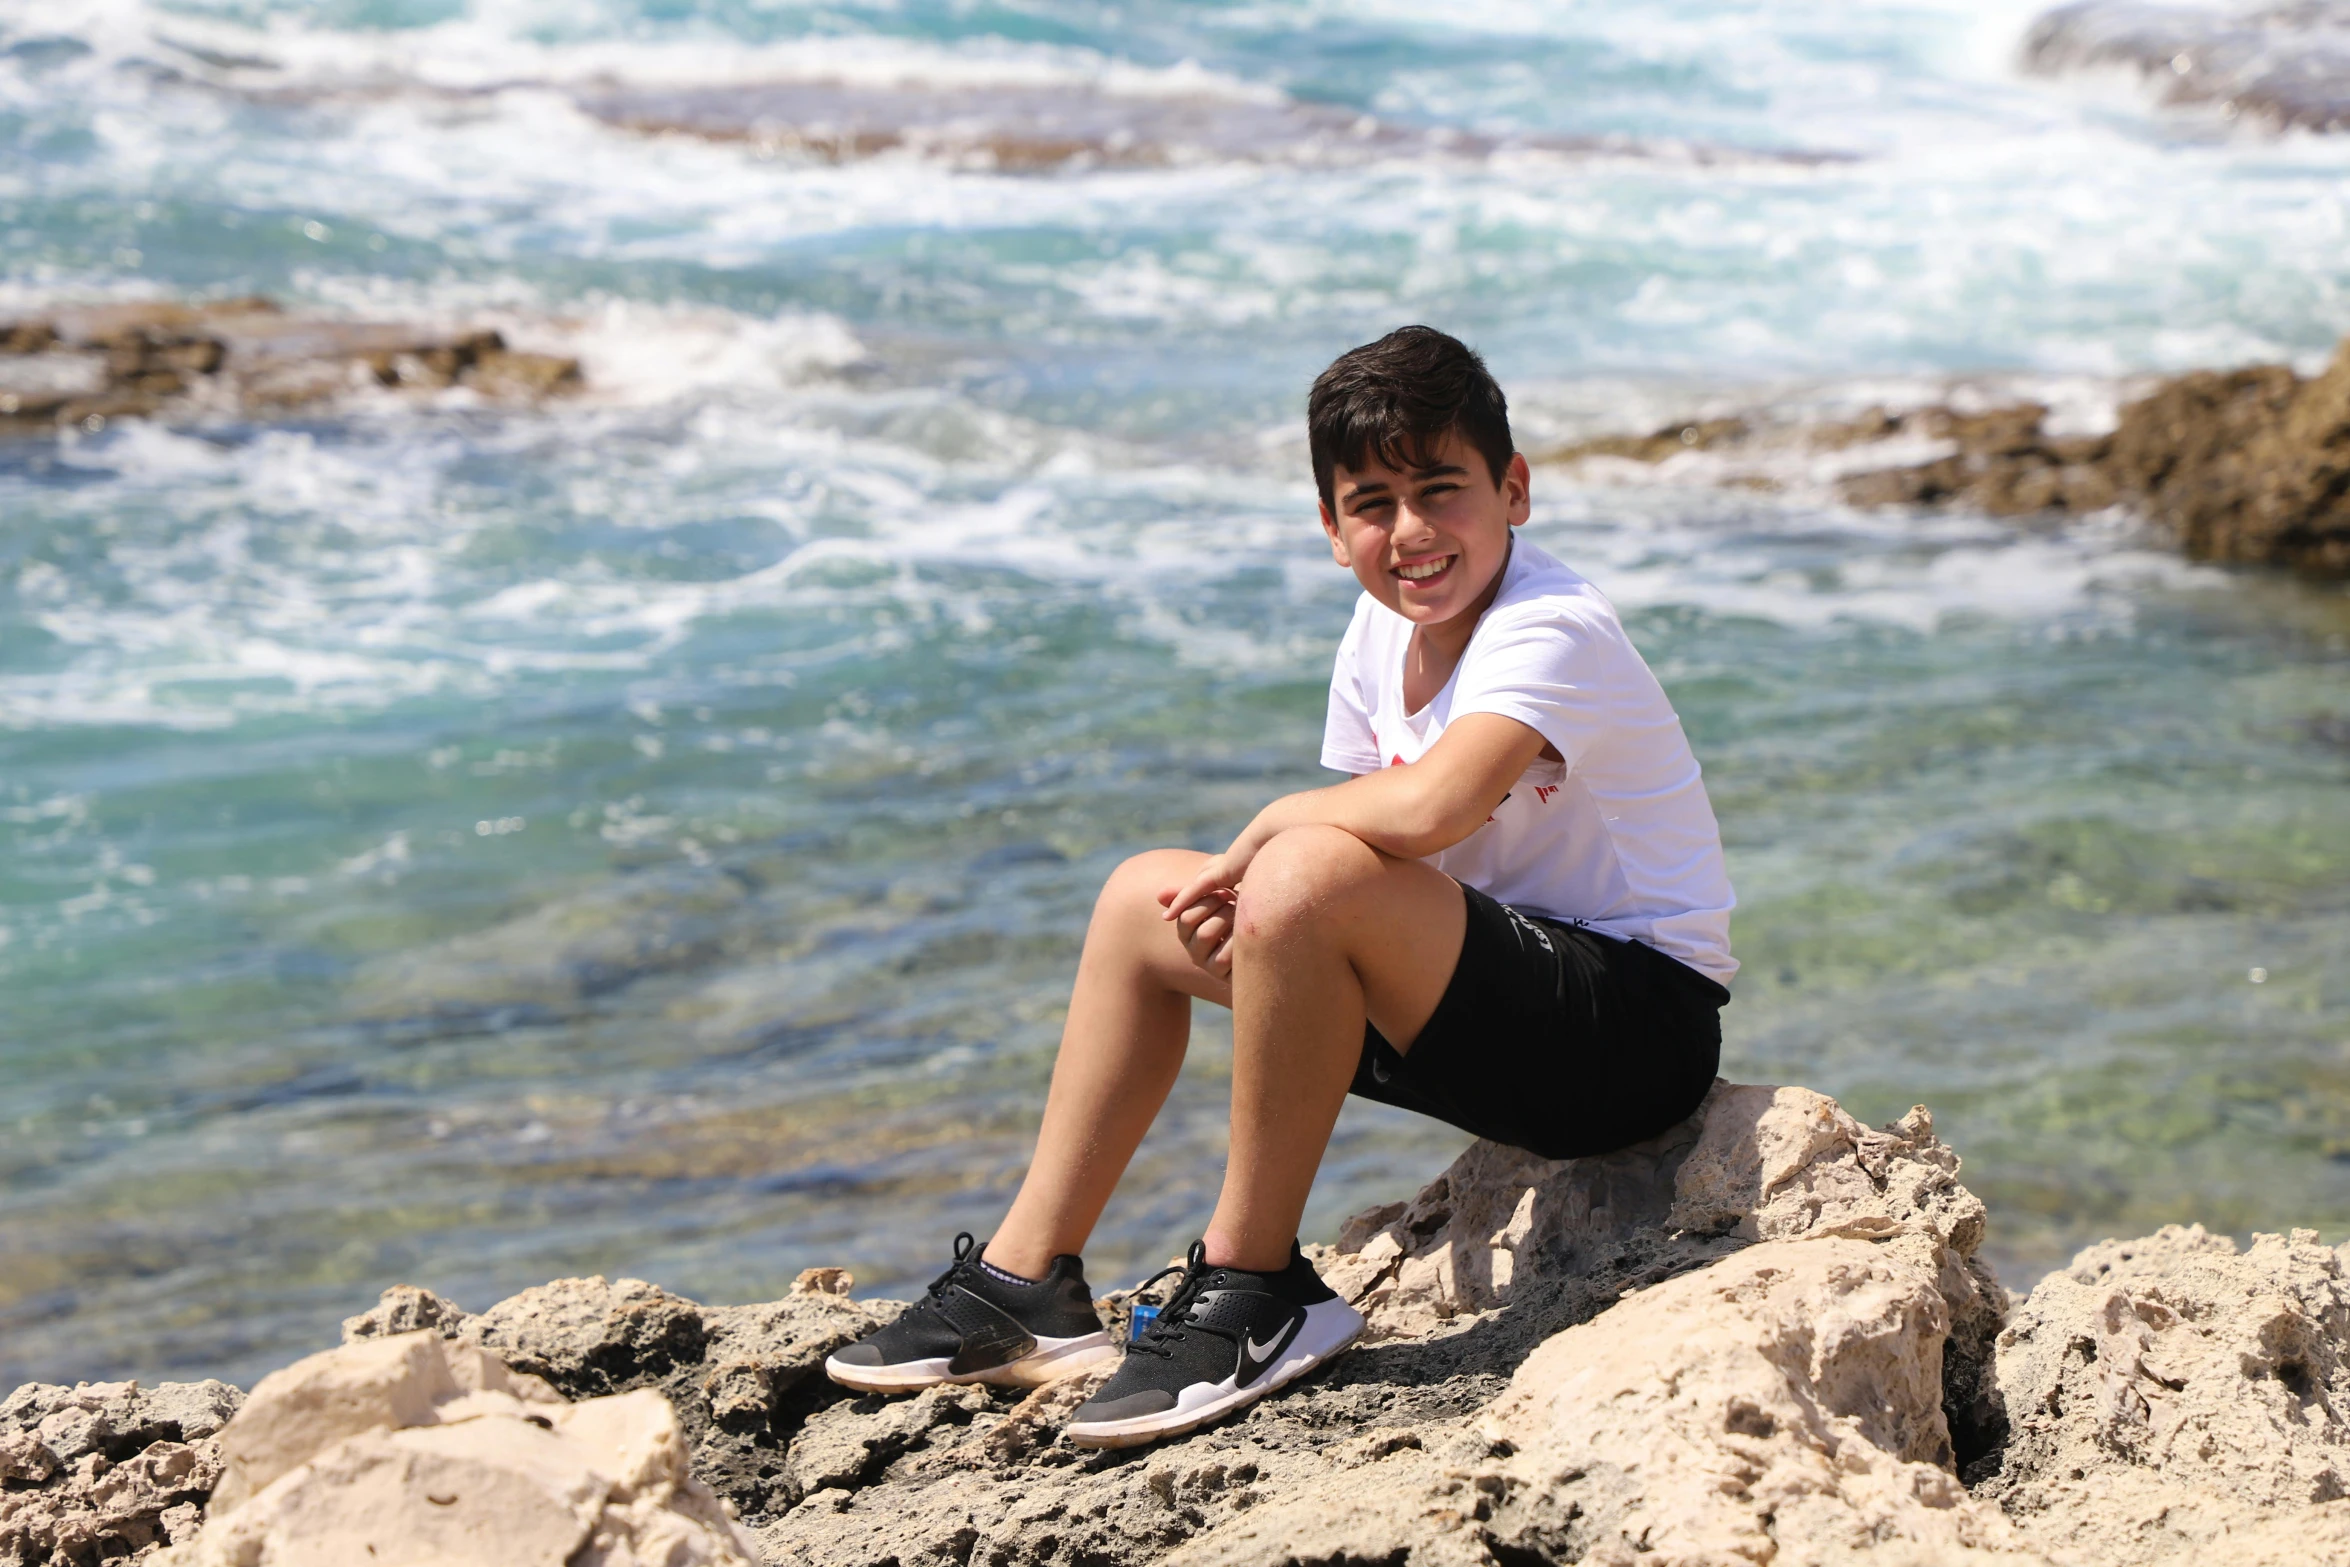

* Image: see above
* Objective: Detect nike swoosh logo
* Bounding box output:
[1243,1327,1288,1365]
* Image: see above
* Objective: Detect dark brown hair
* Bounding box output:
[1307,325,1513,511]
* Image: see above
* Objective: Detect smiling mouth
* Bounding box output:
[1395,555,1455,587]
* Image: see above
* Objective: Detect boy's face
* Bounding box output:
[1319,430,1530,629]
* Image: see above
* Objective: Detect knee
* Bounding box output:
[1095,848,1202,925]
[1234,826,1380,944]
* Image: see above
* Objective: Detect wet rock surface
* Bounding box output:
[22,1084,2350,1562]
[2023,1,2350,135]
[563,78,1849,174]
[1546,335,2350,576]
[0,297,580,437]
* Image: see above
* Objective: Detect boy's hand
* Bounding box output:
[1159,854,1248,978]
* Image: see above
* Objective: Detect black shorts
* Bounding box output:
[1350,882,1729,1162]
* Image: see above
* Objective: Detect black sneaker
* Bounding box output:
[824,1232,1117,1394]
[1063,1240,1364,1450]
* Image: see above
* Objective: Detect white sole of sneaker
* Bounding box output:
[1061,1297,1365,1449]
[823,1330,1119,1394]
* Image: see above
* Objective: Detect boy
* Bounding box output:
[825,326,1736,1450]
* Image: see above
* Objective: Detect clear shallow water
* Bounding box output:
[2,0,2348,1388]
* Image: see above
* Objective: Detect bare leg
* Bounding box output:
[1203,826,1464,1273]
[988,849,1230,1279]
[991,830,1464,1280]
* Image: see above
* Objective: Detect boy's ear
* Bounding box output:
[1319,501,1350,566]
[1504,452,1531,527]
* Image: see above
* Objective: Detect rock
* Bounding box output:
[0,1379,242,1565]
[336,1268,888,1521]
[209,1330,562,1515]
[0,297,581,436]
[1977,1223,2350,1565]
[1559,339,2350,574]
[153,1332,756,1567]
[755,1081,2016,1565]
[464,347,582,398]
[562,80,1837,175]
[342,1283,475,1344]
[2022,1,2350,136]
[1826,402,2122,520]
[1176,1239,2050,1567]
[2108,343,2350,575]
[48,1081,2350,1564]
[1535,416,1752,465]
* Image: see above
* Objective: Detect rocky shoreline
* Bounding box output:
[11,292,2345,580]
[8,1082,2347,1566]
[0,297,580,437]
[1540,335,2350,577]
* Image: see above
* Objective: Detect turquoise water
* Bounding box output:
[2,0,2347,1389]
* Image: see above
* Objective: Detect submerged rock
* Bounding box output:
[151,1331,756,1567]
[0,297,580,437]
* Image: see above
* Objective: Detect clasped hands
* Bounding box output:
[1158,829,1274,980]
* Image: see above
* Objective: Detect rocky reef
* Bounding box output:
[1544,336,2350,576]
[11,1082,2350,1565]
[0,297,580,437]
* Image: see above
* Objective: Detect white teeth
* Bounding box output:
[1397,558,1451,581]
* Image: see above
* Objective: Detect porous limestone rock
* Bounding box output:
[1177,1239,2053,1567]
[152,1331,756,1567]
[755,1081,2017,1565]
[83,1081,2350,1565]
[1978,1223,2350,1566]
[333,1264,887,1520]
[0,1379,241,1566]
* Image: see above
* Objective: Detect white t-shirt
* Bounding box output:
[1319,539,1737,987]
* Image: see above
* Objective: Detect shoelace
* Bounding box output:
[909,1231,983,1318]
[1124,1241,1243,1361]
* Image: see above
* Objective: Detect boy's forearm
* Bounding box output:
[1240,770,1473,863]
[1231,713,1548,869]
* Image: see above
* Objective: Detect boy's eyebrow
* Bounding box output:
[1338,463,1470,503]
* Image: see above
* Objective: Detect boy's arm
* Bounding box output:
[1161,712,1550,971]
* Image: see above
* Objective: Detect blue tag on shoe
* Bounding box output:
[1128,1303,1159,1342]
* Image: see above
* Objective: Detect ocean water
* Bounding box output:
[2,0,2347,1390]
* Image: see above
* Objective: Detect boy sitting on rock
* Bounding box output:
[826,326,1738,1449]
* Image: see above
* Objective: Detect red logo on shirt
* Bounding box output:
[1391,755,1405,768]
[1534,785,1558,804]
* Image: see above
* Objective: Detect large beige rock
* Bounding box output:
[1316,1082,2010,1469]
[1980,1224,2350,1566]
[1172,1239,2053,1567]
[155,1332,756,1567]
[335,1266,887,1518]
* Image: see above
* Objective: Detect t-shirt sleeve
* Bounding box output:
[1447,605,1619,767]
[1319,602,1382,776]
